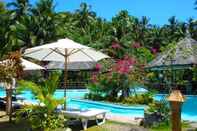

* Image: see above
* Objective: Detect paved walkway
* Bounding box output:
[106,114,143,125]
[190,122,197,128]
[101,122,148,131]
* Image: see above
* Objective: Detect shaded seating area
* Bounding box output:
[146,36,197,94]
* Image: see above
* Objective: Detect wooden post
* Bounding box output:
[170,102,182,131]
[167,90,185,131]
[64,49,68,109]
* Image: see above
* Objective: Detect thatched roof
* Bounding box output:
[147,37,197,70]
[167,90,185,102]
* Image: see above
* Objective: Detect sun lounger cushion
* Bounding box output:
[61,108,108,130]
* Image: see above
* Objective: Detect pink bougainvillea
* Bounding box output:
[113,55,136,74]
[91,72,98,83]
[95,63,102,71]
[132,42,141,49]
[151,48,158,54]
[111,41,121,49]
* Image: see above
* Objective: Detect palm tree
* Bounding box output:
[111,10,133,40]
[74,3,96,31]
[30,0,59,44]
[163,16,187,43]
[195,0,197,10]
[188,18,197,40]
[7,0,31,21]
[0,2,6,13]
[0,11,25,56]
[17,72,65,130]
[147,26,165,51]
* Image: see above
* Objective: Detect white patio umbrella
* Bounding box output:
[23,38,109,108]
[0,58,45,71]
[21,58,45,70]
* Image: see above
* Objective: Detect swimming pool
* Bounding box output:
[0,89,88,100]
[68,99,145,117]
[0,88,197,121]
[154,94,197,121]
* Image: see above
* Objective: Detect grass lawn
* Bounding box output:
[150,121,191,131]
[0,111,194,131]
[0,113,147,131]
[86,121,192,131]
[86,121,147,131]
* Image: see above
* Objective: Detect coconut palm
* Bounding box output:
[7,0,31,21]
[30,0,58,44]
[75,3,96,30]
[188,18,197,40]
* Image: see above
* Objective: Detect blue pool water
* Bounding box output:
[0,89,88,100]
[68,99,145,117]
[154,94,197,121]
[1,89,197,121]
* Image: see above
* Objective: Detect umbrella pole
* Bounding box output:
[64,49,68,109]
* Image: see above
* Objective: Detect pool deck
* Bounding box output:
[105,114,143,125]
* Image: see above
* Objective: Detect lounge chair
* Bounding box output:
[0,96,36,109]
[61,108,108,130]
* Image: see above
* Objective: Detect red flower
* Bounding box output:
[132,42,141,48]
[111,42,121,49]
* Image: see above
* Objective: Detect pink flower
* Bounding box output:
[151,48,158,54]
[124,55,136,65]
[95,63,102,71]
[111,42,121,49]
[113,56,136,74]
[132,42,141,48]
[91,73,97,83]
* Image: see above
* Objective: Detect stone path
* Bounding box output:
[101,123,148,131]
[187,121,197,131]
[105,114,143,125]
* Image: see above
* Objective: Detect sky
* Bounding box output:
[3,0,197,25]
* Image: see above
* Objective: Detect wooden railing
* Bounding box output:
[147,82,197,95]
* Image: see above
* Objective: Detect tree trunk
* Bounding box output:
[6,89,12,122]
[5,79,15,122]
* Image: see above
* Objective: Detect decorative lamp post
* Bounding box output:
[167,90,185,131]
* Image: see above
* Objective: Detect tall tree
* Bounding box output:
[30,0,58,45]
[7,0,31,21]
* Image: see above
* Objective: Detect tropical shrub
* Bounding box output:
[143,100,170,127]
[121,93,154,105]
[16,105,64,131]
[147,100,170,116]
[16,71,66,131]
[87,55,146,101]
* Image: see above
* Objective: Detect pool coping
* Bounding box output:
[70,99,146,110]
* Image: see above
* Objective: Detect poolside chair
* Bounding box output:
[61,108,108,130]
[0,96,36,110]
